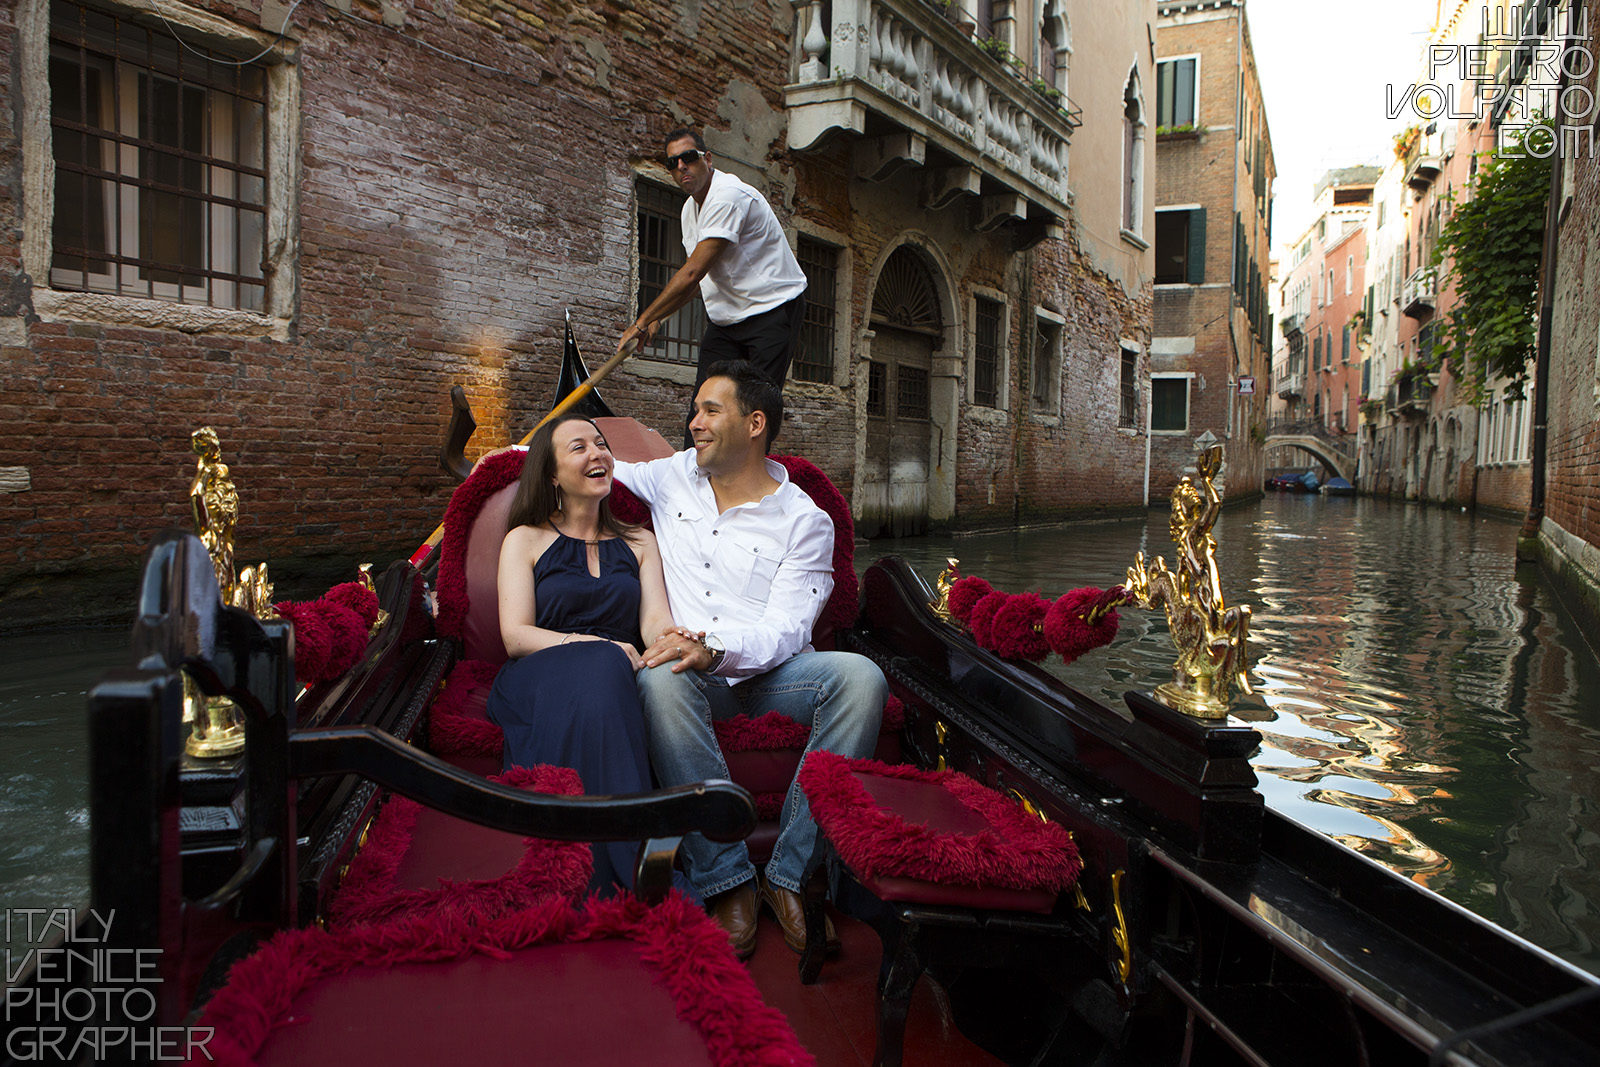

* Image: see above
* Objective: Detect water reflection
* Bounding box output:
[873,495,1600,974]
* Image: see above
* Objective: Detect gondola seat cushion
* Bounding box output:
[798,753,1082,913]
[193,892,813,1067]
[326,765,594,929]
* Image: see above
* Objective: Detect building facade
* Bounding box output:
[0,0,1158,625]
[1150,0,1275,502]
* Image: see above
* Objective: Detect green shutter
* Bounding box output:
[1187,208,1206,285]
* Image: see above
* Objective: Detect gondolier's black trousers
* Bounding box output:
[685,293,806,447]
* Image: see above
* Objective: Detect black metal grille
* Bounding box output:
[1033,321,1058,407]
[973,297,1001,407]
[49,0,268,311]
[866,360,886,417]
[637,181,705,364]
[1120,349,1138,427]
[794,236,836,383]
[896,364,929,420]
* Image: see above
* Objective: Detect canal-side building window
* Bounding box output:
[1155,207,1204,284]
[866,360,887,417]
[45,0,291,312]
[794,235,839,383]
[971,294,1006,408]
[636,179,704,365]
[1155,56,1198,128]
[1032,310,1063,415]
[1118,345,1138,428]
[1150,374,1189,433]
[1122,71,1145,237]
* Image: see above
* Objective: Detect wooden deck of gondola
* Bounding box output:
[744,912,1004,1065]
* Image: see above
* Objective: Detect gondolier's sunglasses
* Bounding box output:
[665,149,705,170]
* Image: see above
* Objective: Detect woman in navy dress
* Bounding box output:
[487,414,679,896]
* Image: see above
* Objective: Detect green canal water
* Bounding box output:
[4,494,1598,974]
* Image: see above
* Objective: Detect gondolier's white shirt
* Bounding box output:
[614,449,834,684]
[682,169,807,327]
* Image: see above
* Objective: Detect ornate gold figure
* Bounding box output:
[1123,445,1253,718]
[930,558,961,620]
[186,427,276,758]
[358,563,391,635]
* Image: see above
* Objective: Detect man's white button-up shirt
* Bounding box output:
[615,449,834,684]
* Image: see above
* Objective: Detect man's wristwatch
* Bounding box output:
[700,633,726,672]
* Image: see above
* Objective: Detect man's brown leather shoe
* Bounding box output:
[710,881,758,960]
[758,873,838,955]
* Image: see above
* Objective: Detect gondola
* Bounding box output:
[9,339,1600,1067]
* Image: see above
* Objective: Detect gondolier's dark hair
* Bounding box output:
[506,415,638,540]
[704,359,782,452]
[663,127,707,152]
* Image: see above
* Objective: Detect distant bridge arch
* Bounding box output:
[1264,434,1355,483]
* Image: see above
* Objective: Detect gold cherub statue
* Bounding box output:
[1124,445,1253,717]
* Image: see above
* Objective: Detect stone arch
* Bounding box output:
[1122,65,1146,235]
[856,235,961,533]
[1040,3,1071,95]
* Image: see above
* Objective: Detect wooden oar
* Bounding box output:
[408,336,642,567]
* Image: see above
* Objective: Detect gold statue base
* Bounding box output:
[1153,681,1230,720]
[184,682,246,759]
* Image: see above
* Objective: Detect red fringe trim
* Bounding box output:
[710,695,905,753]
[192,892,812,1067]
[434,449,526,641]
[798,752,1082,893]
[426,659,504,759]
[326,765,592,930]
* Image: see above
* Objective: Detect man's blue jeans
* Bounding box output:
[637,651,887,898]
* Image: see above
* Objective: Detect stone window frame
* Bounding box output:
[626,169,704,385]
[1121,67,1147,246]
[18,0,300,339]
[1029,306,1064,422]
[1150,371,1193,435]
[1154,53,1200,130]
[788,218,854,391]
[1117,340,1141,433]
[967,287,1010,416]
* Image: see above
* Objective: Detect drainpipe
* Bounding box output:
[1519,0,1576,554]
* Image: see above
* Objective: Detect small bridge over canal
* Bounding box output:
[1264,419,1357,482]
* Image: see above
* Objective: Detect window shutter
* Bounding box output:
[1186,208,1206,284]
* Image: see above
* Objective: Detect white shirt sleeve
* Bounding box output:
[718,508,836,680]
[693,185,748,244]
[612,457,663,506]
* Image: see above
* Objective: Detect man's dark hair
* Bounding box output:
[703,360,783,452]
[663,127,707,153]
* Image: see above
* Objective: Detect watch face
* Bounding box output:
[703,634,725,654]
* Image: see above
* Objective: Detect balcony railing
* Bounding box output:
[1275,370,1305,399]
[1402,267,1436,318]
[1385,374,1434,416]
[1280,311,1304,337]
[785,0,1079,234]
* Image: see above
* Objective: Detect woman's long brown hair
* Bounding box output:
[504,415,638,540]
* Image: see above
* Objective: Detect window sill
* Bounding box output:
[1029,411,1061,427]
[1116,426,1141,437]
[1152,428,1190,436]
[966,404,1010,425]
[1120,229,1149,251]
[34,289,290,340]
[627,358,698,385]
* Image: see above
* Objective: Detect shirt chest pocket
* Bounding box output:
[727,537,782,601]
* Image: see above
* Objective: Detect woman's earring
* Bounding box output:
[555,485,565,512]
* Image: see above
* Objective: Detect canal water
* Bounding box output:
[4,495,1599,975]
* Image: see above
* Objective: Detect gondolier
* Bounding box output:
[617,127,807,438]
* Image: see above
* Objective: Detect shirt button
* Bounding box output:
[706,591,712,596]
[704,562,710,568]
[753,547,759,554]
[713,530,719,536]
[712,616,718,622]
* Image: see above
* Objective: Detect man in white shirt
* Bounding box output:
[617,128,808,439]
[616,361,886,959]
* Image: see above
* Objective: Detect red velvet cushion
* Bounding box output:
[197,894,814,1067]
[461,483,518,666]
[428,659,503,763]
[798,753,1081,905]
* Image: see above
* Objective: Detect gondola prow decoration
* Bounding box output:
[934,444,1252,719]
[1123,444,1252,718]
[186,426,276,757]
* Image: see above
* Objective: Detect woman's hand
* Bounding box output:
[612,640,646,672]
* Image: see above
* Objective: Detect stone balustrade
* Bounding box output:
[786,0,1077,236]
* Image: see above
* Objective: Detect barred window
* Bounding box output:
[49,0,269,310]
[636,181,705,364]
[866,360,887,416]
[896,364,929,420]
[1119,347,1138,427]
[973,296,1001,407]
[794,236,837,383]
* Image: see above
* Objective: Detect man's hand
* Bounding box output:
[612,640,646,671]
[617,319,660,357]
[642,626,713,673]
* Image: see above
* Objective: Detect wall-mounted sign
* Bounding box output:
[1238,376,1256,396]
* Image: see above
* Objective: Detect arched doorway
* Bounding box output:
[859,247,943,537]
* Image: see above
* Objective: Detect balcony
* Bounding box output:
[1402,267,1436,318]
[1276,370,1305,399]
[1280,311,1304,337]
[1386,374,1434,417]
[785,0,1080,245]
[1402,124,1447,191]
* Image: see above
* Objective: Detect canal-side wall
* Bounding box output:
[0,0,1159,627]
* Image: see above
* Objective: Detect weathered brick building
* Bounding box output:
[1,0,1156,626]
[1151,0,1274,502]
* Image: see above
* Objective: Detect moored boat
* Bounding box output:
[10,353,1600,1066]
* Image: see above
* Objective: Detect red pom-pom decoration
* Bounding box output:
[321,602,368,673]
[323,581,380,628]
[967,590,1009,647]
[274,599,333,684]
[990,592,1052,661]
[947,577,993,623]
[1043,587,1122,662]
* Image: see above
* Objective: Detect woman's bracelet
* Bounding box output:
[561,633,576,645]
